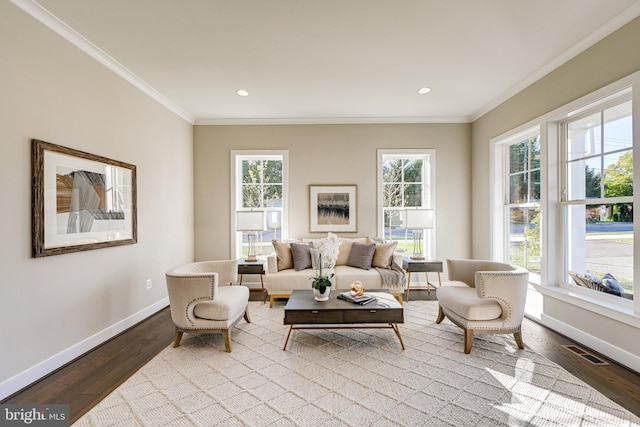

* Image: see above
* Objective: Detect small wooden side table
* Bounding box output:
[238,259,266,303]
[402,257,443,301]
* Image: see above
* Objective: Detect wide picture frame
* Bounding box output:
[32,139,137,257]
[309,184,357,233]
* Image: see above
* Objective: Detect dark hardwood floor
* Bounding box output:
[3,289,640,424]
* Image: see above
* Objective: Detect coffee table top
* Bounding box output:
[282,289,405,349]
[285,289,402,311]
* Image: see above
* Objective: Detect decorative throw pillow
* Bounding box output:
[585,271,602,285]
[602,273,624,294]
[370,240,398,269]
[568,271,588,288]
[310,248,322,270]
[290,242,314,271]
[272,240,293,271]
[346,242,376,270]
[335,238,353,266]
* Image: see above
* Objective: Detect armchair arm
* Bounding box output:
[447,259,514,287]
[475,268,529,328]
[165,270,218,329]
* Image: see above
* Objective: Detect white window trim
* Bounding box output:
[376,149,436,258]
[230,150,289,259]
[491,69,640,321]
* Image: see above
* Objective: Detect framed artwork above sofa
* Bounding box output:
[309,184,357,233]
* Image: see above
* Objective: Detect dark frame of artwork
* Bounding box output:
[32,139,137,257]
[309,184,357,233]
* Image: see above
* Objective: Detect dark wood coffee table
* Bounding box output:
[283,289,405,350]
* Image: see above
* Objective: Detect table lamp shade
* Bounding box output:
[405,209,433,260]
[405,209,434,229]
[236,211,264,231]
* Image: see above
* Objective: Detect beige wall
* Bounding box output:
[194,124,471,264]
[471,16,640,259]
[0,3,194,397]
[471,17,640,369]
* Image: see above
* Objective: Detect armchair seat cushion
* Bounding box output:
[437,286,502,321]
[194,286,250,321]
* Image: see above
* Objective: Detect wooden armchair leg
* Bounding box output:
[435,305,445,324]
[173,330,183,348]
[244,309,251,323]
[514,327,525,349]
[464,329,474,354]
[222,329,231,352]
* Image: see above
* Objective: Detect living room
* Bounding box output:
[2,0,640,423]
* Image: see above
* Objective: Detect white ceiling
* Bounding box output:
[16,0,640,124]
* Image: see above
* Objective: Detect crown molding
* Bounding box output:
[194,116,471,125]
[12,0,195,124]
[471,1,640,122]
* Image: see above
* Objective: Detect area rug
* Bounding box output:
[74,300,640,426]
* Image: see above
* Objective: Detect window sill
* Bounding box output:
[532,282,639,328]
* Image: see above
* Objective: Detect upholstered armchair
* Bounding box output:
[165,260,250,352]
[435,259,529,354]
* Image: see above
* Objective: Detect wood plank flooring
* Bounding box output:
[3,290,640,424]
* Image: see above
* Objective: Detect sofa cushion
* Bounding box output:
[334,266,384,288]
[370,239,397,269]
[347,242,376,270]
[291,242,314,271]
[266,267,335,293]
[272,240,293,271]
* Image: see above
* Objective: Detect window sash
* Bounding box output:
[377,149,436,259]
[559,96,634,300]
[231,151,288,259]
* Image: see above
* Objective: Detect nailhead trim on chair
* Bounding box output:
[473,271,528,331]
[182,275,216,328]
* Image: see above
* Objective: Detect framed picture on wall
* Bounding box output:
[32,139,137,257]
[309,185,357,232]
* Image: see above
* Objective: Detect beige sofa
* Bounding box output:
[265,236,406,307]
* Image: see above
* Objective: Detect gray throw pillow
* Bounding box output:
[291,242,314,271]
[346,242,376,270]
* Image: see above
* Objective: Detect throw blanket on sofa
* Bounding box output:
[376,259,406,290]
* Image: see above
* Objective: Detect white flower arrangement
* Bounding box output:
[317,232,342,269]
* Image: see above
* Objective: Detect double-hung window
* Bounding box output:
[232,151,288,259]
[492,129,542,281]
[506,134,542,273]
[561,97,633,300]
[377,149,436,258]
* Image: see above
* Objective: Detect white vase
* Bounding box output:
[313,286,331,301]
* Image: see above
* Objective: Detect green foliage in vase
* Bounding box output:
[310,261,334,294]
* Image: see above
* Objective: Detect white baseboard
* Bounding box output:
[535,313,640,374]
[0,297,169,400]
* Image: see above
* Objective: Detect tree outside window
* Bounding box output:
[507,136,541,273]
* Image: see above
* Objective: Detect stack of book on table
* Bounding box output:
[337,291,377,305]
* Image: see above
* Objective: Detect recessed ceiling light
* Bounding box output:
[417,87,431,95]
[236,89,249,97]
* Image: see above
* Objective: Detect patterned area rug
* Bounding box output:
[75,300,640,426]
